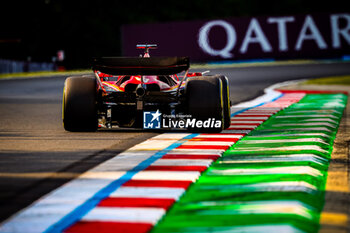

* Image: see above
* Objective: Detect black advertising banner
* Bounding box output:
[122,13,350,61]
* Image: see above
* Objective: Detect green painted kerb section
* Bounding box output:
[151,93,347,233]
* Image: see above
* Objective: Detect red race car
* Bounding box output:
[62,44,230,132]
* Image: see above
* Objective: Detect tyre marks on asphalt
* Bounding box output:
[152,93,347,233]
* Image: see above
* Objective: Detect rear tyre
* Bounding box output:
[63,76,98,132]
[186,76,224,132]
[216,75,231,129]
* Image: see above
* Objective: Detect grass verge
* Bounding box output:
[304,75,350,85]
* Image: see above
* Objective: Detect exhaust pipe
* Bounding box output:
[136,86,146,97]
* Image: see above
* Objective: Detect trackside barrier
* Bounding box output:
[0,59,56,74]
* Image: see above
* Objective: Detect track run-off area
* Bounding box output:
[0,77,347,233]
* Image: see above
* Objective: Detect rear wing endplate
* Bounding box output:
[92,57,190,75]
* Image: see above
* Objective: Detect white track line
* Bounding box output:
[81,207,165,224]
[109,187,185,199]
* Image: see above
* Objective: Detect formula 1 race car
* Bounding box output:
[62,44,230,132]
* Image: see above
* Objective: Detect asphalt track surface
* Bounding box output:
[0,61,349,223]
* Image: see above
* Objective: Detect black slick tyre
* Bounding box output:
[216,75,231,129]
[62,76,98,132]
[186,76,224,132]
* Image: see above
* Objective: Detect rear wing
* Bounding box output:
[136,44,157,50]
[92,57,190,75]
